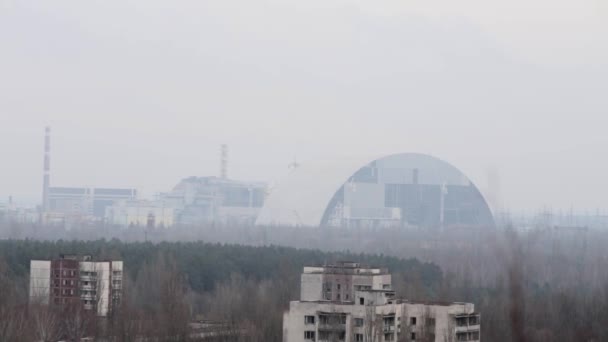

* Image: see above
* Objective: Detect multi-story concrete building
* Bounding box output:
[284,262,480,342]
[29,254,123,317]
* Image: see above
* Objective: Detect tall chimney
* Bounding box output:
[42,126,51,212]
[220,144,228,179]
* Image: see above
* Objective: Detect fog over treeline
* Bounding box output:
[2,221,608,341]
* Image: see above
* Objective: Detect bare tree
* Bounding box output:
[30,303,62,342]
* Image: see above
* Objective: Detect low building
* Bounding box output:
[29,254,123,317]
[105,199,175,228]
[283,262,480,342]
[46,187,137,220]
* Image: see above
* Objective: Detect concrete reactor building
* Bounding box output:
[256,153,494,229]
[283,262,480,342]
[163,176,266,226]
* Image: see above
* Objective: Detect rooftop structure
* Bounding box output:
[257,153,494,229]
[284,263,480,342]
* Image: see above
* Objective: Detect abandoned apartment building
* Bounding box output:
[283,262,480,342]
[29,254,123,317]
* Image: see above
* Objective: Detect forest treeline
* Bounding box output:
[0,239,440,342]
[3,222,608,341]
[0,239,441,294]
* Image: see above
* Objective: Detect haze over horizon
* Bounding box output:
[1,0,607,211]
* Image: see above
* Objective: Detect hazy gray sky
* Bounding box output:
[1,0,607,211]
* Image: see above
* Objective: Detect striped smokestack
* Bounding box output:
[42,126,50,212]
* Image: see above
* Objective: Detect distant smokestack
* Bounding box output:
[220,144,228,179]
[42,126,51,212]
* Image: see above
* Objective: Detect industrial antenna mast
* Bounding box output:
[220,144,228,179]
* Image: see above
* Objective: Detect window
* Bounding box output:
[383,284,391,289]
[304,331,315,340]
[337,294,341,300]
[305,316,316,325]
[355,333,363,342]
[360,298,365,305]
[346,294,349,300]
[63,270,67,276]
[410,332,416,340]
[410,317,416,326]
[385,333,394,341]
[456,317,468,327]
[337,284,341,290]
[354,318,364,327]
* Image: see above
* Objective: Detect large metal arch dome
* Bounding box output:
[255,153,494,228]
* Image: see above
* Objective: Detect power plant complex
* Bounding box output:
[37,127,495,229]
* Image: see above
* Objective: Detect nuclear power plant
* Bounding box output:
[35,127,497,229]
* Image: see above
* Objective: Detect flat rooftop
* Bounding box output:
[304,262,389,275]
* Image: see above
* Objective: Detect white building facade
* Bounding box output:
[284,263,480,342]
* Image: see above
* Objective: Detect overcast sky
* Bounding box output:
[1,0,607,212]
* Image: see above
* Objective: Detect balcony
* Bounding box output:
[318,324,346,332]
[455,325,480,334]
[383,325,395,333]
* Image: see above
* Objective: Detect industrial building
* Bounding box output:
[29,254,123,317]
[105,199,175,228]
[47,187,137,219]
[163,176,266,226]
[40,126,138,223]
[257,153,494,229]
[103,176,267,228]
[283,262,480,342]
